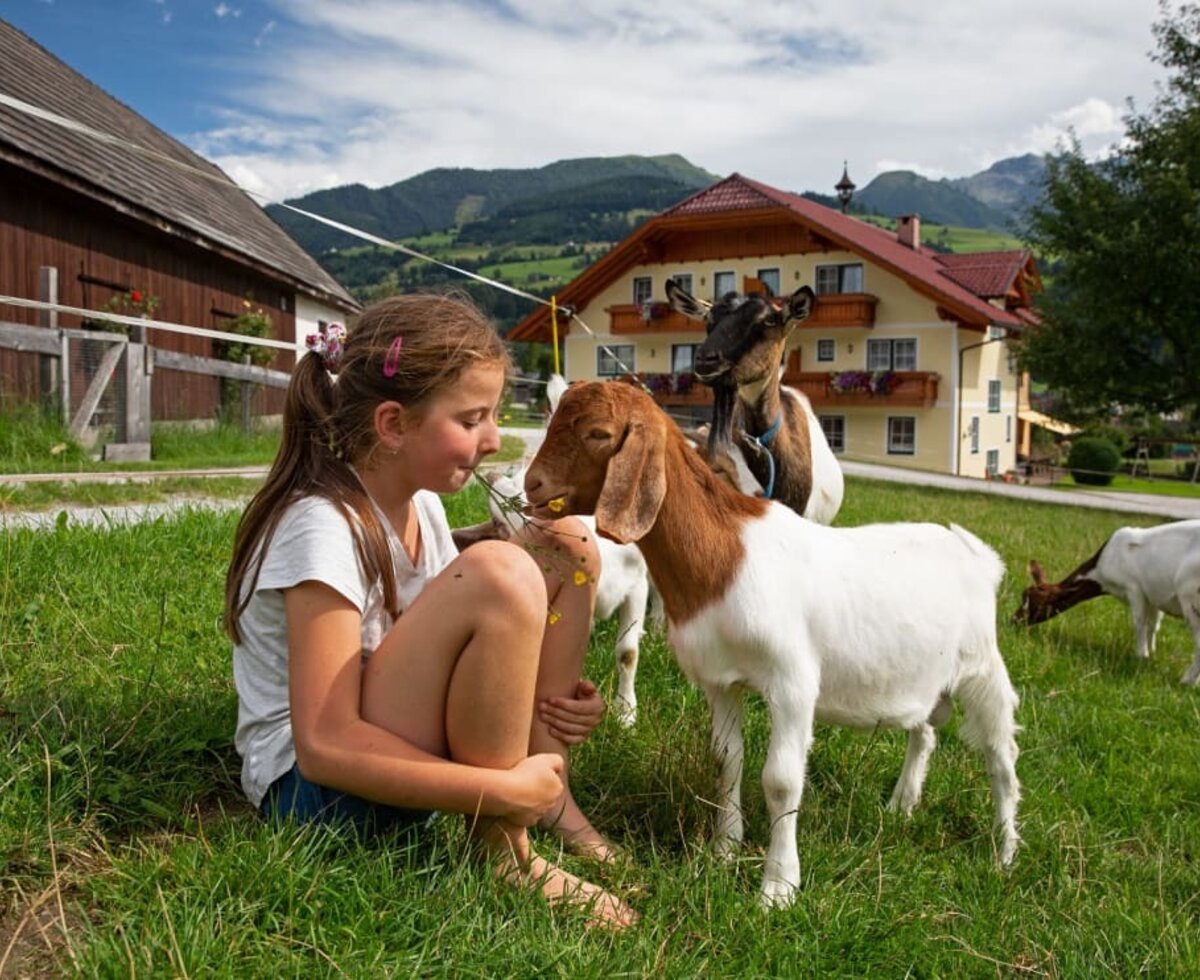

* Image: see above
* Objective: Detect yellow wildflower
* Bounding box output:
[573,570,588,586]
[548,497,565,513]
[547,608,562,625]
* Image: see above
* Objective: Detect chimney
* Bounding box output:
[897,214,921,250]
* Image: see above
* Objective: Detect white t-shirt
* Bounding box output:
[232,490,459,807]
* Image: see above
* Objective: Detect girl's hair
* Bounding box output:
[224,291,511,642]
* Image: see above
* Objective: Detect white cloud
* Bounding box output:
[214,3,242,18]
[192,0,1168,202]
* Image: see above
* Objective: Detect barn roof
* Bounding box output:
[0,19,357,312]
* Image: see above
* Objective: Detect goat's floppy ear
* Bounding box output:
[666,277,711,320]
[1028,559,1046,584]
[595,419,666,544]
[786,285,816,323]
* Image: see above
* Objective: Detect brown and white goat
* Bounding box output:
[666,279,844,524]
[1015,519,1200,685]
[524,381,1020,907]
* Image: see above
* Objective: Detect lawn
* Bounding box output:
[2,478,1198,975]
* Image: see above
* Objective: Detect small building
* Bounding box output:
[509,173,1043,479]
[0,19,358,423]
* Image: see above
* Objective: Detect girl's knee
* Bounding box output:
[457,540,547,619]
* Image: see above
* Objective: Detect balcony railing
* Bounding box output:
[804,293,878,329]
[608,303,695,335]
[784,370,940,408]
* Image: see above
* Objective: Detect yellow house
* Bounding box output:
[509,173,1042,479]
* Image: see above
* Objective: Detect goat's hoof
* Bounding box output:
[998,837,1020,867]
[886,792,918,816]
[712,837,741,862]
[1180,670,1200,686]
[759,879,798,909]
[614,704,638,728]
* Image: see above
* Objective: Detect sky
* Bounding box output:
[1,0,1171,206]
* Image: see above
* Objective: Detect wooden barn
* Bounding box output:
[0,18,358,432]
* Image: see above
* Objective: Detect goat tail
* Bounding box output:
[949,523,1005,592]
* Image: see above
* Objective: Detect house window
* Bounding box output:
[597,344,635,377]
[713,270,736,299]
[820,415,845,454]
[757,267,781,296]
[1006,414,1013,443]
[988,379,1002,413]
[969,416,980,454]
[988,325,1006,341]
[986,449,1000,477]
[815,262,864,295]
[671,344,699,373]
[867,338,917,371]
[632,276,653,307]
[670,273,693,295]
[816,339,836,362]
[887,417,915,455]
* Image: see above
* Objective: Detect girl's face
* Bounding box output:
[400,362,506,494]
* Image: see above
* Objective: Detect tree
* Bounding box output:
[1020,2,1200,423]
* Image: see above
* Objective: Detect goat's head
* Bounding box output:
[1012,560,1059,625]
[524,381,668,545]
[666,278,815,388]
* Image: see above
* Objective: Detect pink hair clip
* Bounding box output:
[383,335,404,378]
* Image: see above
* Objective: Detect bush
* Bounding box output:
[1068,436,1122,486]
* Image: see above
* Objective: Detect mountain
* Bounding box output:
[856,170,1011,230]
[856,155,1049,231]
[267,154,719,255]
[949,153,1048,220]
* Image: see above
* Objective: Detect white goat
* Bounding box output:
[1016,519,1200,685]
[524,381,1021,907]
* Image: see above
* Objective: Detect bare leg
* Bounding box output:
[360,540,634,926]
[515,517,619,861]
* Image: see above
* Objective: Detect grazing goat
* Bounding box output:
[523,381,1020,907]
[666,279,844,524]
[1015,519,1200,685]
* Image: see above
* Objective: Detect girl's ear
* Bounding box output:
[374,400,408,452]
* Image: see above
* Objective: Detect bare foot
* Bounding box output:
[539,794,623,863]
[504,855,638,930]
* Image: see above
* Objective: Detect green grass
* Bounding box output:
[3,478,1199,974]
[0,403,282,475]
[1054,471,1200,499]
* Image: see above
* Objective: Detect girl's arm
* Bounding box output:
[285,580,562,826]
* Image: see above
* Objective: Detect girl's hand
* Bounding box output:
[538,679,606,746]
[503,753,565,826]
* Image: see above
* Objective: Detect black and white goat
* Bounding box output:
[524,381,1020,907]
[1015,519,1200,685]
[666,279,844,524]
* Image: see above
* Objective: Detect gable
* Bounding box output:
[510,173,1031,342]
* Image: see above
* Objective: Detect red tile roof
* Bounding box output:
[511,172,1040,342]
[937,251,1030,298]
[705,175,1026,327]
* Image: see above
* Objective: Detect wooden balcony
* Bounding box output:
[803,293,878,329]
[784,370,940,408]
[608,304,696,335]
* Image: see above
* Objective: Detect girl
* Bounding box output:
[224,293,634,928]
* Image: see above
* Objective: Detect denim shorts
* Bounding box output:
[260,762,438,838]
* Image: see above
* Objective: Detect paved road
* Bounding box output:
[4,427,1198,529]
